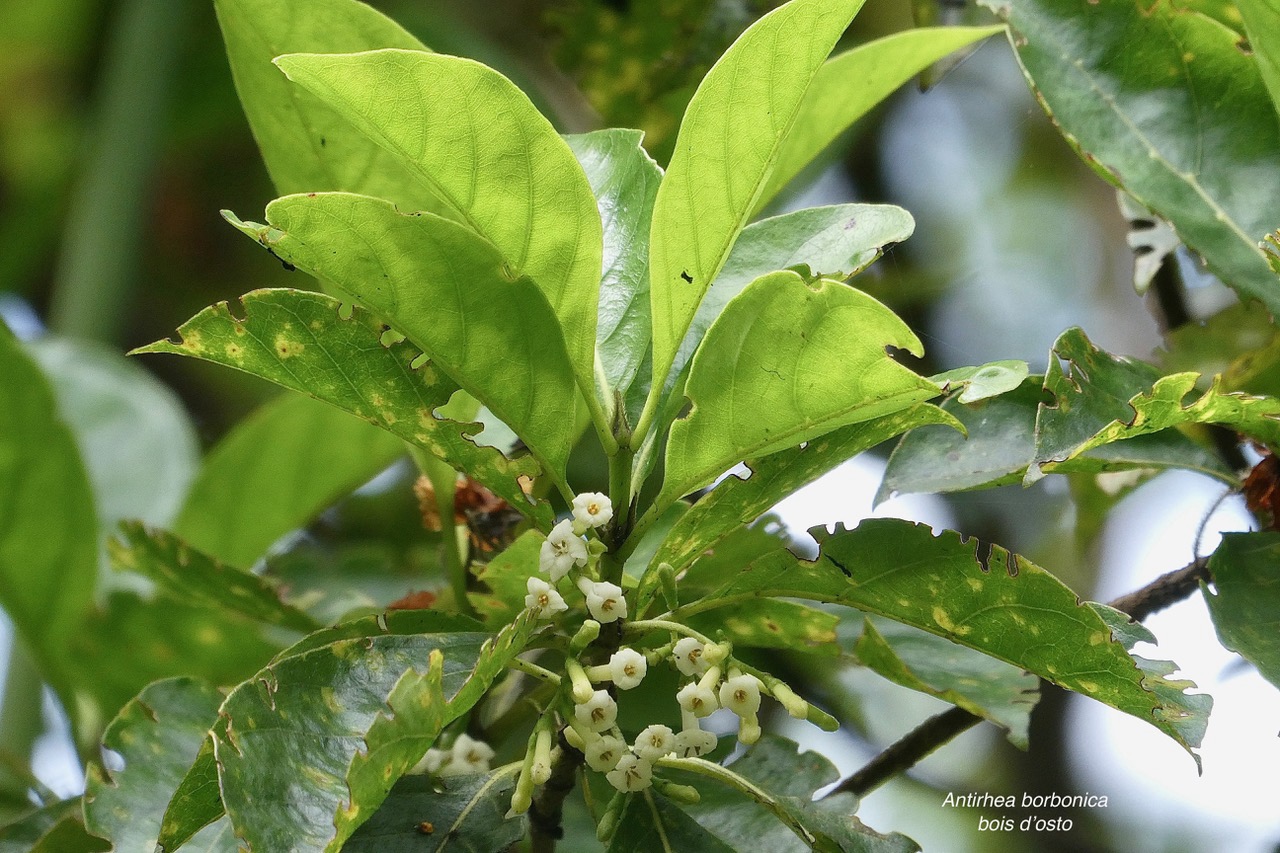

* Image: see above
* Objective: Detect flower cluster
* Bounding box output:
[412,732,495,777]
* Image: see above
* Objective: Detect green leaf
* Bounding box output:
[108,522,320,633]
[269,610,484,663]
[343,769,524,852]
[157,739,225,853]
[226,195,581,486]
[69,592,280,726]
[1157,301,1280,398]
[84,678,227,853]
[212,0,447,213]
[469,531,544,625]
[273,50,603,393]
[214,630,489,852]
[852,618,1039,748]
[878,375,1232,501]
[29,337,197,532]
[565,129,662,419]
[1204,532,1280,690]
[0,323,96,683]
[648,0,865,399]
[1035,329,1280,473]
[661,271,937,503]
[757,24,1005,210]
[686,599,839,654]
[644,405,955,611]
[681,519,1209,761]
[664,204,917,413]
[133,288,547,524]
[1236,0,1280,119]
[983,0,1280,315]
[609,791,736,853]
[931,360,1029,404]
[680,736,918,852]
[0,800,87,853]
[23,817,108,853]
[174,391,405,567]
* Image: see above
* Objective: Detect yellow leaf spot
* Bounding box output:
[274,335,304,359]
[931,607,971,636]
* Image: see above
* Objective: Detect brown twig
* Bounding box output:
[823,556,1211,800]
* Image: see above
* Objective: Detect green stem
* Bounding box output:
[655,756,819,848]
[49,0,190,342]
[507,656,562,685]
[624,618,714,645]
[0,643,48,804]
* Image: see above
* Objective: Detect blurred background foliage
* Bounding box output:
[1,0,1274,851]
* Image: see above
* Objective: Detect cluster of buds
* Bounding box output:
[503,492,833,829]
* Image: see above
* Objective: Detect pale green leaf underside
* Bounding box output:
[134,287,548,524]
[1204,532,1280,691]
[685,519,1208,760]
[228,193,581,485]
[275,49,603,391]
[931,360,1029,404]
[648,0,866,397]
[173,392,405,568]
[84,678,225,853]
[108,521,320,633]
[757,24,1005,210]
[212,0,448,215]
[662,270,937,502]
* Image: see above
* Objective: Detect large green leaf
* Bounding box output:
[226,194,581,486]
[108,522,320,633]
[566,129,662,422]
[852,618,1039,748]
[214,630,489,852]
[647,0,865,403]
[661,271,937,503]
[134,288,547,523]
[680,736,918,852]
[0,800,88,853]
[1204,532,1280,690]
[643,405,954,612]
[757,25,1004,209]
[84,678,230,853]
[174,392,405,567]
[608,791,736,853]
[30,337,197,533]
[212,0,446,213]
[983,0,1280,314]
[1235,0,1280,119]
[878,376,1233,501]
[0,323,96,684]
[344,769,524,852]
[686,599,839,654]
[470,531,545,625]
[157,740,225,853]
[679,519,1209,760]
[274,50,603,392]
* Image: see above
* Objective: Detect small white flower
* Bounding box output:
[584,734,627,772]
[410,747,449,775]
[576,578,627,623]
[719,674,762,717]
[633,724,675,762]
[574,689,618,732]
[441,734,494,776]
[674,728,717,758]
[540,519,588,581]
[671,637,709,676]
[609,648,647,689]
[605,753,653,792]
[571,492,614,531]
[676,681,718,718]
[524,576,568,619]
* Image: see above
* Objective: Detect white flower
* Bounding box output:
[540,519,588,581]
[674,728,717,758]
[606,753,653,792]
[719,674,762,717]
[571,492,614,531]
[574,689,618,732]
[676,681,718,718]
[577,578,627,623]
[584,734,627,772]
[609,648,647,689]
[410,747,448,775]
[633,724,675,762]
[524,577,568,619]
[671,637,709,676]
[441,734,494,776]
